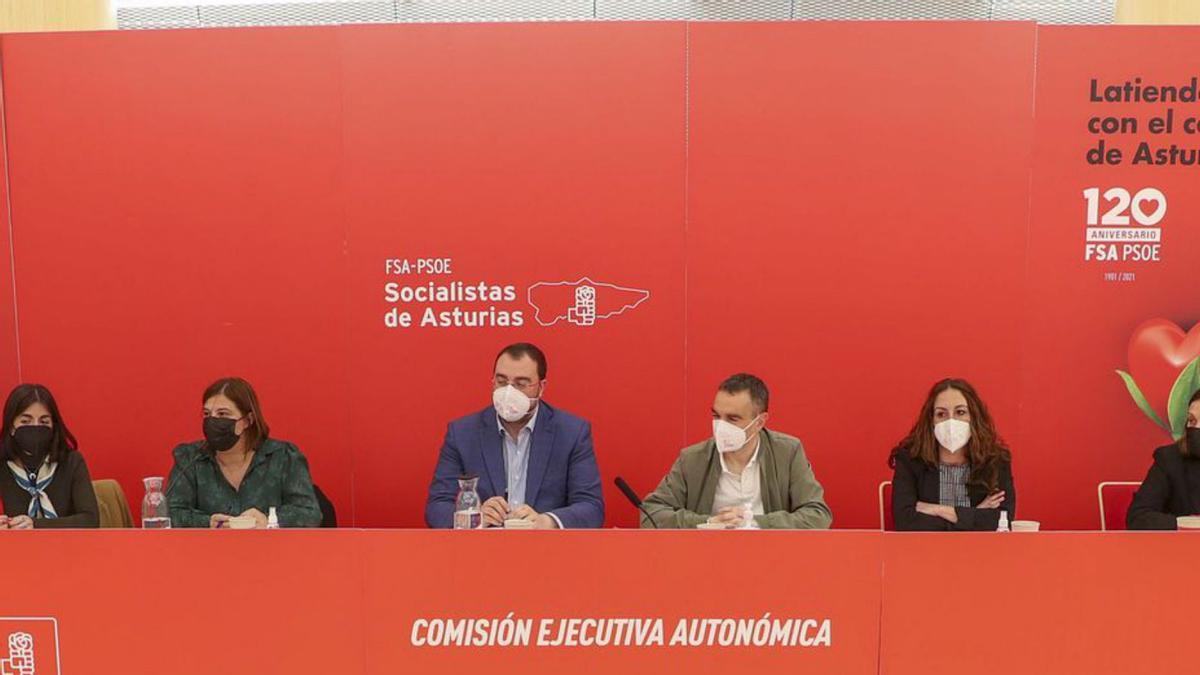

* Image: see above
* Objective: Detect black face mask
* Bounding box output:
[1188,427,1200,454]
[203,417,242,453]
[12,425,53,470]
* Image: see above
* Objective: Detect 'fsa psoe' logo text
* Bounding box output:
[0,618,60,675]
[527,278,650,327]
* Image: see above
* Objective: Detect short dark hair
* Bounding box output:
[0,384,77,465]
[495,342,547,380]
[202,377,269,453]
[718,373,769,414]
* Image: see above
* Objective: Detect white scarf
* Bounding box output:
[6,459,57,519]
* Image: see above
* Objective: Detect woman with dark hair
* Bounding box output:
[1127,388,1200,530]
[888,378,1016,531]
[166,377,321,529]
[0,384,98,529]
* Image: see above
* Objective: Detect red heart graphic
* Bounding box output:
[1128,318,1200,421]
[1133,193,1163,222]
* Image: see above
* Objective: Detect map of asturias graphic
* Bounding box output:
[527,278,650,327]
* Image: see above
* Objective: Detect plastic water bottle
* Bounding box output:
[141,476,171,529]
[997,510,1010,532]
[266,507,279,530]
[454,475,483,529]
[740,501,759,529]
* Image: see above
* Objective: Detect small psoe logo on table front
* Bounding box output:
[0,619,58,675]
[528,278,650,327]
[567,286,597,326]
[1,632,34,675]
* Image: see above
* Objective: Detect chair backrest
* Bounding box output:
[92,479,134,528]
[313,484,337,528]
[1098,481,1140,531]
[879,480,893,531]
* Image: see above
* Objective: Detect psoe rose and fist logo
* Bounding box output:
[0,618,60,675]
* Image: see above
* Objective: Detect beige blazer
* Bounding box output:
[640,429,832,529]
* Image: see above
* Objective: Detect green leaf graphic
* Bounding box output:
[1167,357,1200,440]
[1117,369,1171,433]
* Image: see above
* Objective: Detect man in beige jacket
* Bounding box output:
[641,373,832,529]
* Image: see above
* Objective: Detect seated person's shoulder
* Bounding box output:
[263,438,307,459]
[890,448,918,469]
[61,448,88,468]
[171,441,204,464]
[547,404,588,430]
[1152,443,1184,465]
[996,448,1015,469]
[765,430,804,454]
[447,407,492,432]
[676,438,715,467]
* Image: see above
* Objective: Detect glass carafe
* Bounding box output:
[142,476,171,528]
[453,475,482,529]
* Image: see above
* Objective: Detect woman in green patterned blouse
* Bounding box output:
[166,377,322,528]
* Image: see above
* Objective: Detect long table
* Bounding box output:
[0,530,1191,674]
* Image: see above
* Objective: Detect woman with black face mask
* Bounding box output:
[165,377,321,529]
[0,384,99,529]
[1129,388,1200,529]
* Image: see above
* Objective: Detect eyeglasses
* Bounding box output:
[494,376,539,392]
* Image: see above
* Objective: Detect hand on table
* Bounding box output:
[707,507,746,528]
[481,496,510,527]
[240,508,268,529]
[6,515,33,530]
[508,504,558,529]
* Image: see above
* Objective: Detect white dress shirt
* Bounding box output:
[496,406,563,528]
[712,436,764,516]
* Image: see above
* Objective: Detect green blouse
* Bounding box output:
[166,438,322,528]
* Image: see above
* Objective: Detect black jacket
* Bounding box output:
[0,450,99,528]
[1127,444,1200,530]
[890,451,1016,531]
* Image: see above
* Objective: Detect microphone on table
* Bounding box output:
[614,476,657,529]
[165,449,210,521]
[165,451,204,500]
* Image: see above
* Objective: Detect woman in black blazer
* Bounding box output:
[0,384,98,529]
[1127,389,1200,530]
[888,378,1016,531]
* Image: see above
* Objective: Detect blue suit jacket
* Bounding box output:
[424,402,605,528]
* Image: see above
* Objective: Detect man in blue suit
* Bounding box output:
[425,342,604,529]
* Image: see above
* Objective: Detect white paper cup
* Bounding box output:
[1177,516,1200,530]
[1010,520,1040,532]
[226,516,256,530]
[696,522,728,530]
[503,519,534,529]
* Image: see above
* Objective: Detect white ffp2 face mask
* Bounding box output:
[493,384,537,423]
[712,415,760,454]
[934,418,971,453]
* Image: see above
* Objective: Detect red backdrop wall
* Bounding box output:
[0,21,1188,529]
[686,21,1035,528]
[1019,26,1200,531]
[0,62,18,391]
[0,28,355,521]
[337,23,687,527]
